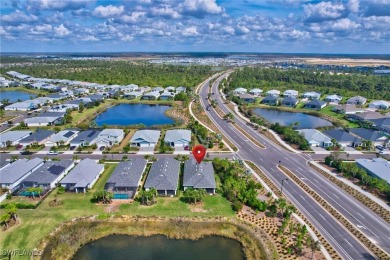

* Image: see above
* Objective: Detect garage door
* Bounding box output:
[139,142,150,147]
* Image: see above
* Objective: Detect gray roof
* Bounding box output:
[239,93,255,99]
[38,112,65,118]
[297,129,332,144]
[356,158,390,184]
[71,130,101,144]
[143,92,160,97]
[281,96,298,104]
[164,129,191,143]
[262,95,278,102]
[48,130,78,143]
[349,128,388,141]
[348,111,387,121]
[25,117,60,124]
[22,160,74,185]
[368,118,390,127]
[183,159,216,189]
[99,129,123,138]
[19,130,55,144]
[60,159,104,188]
[0,130,32,143]
[130,130,160,144]
[305,100,326,108]
[144,158,180,191]
[347,96,367,103]
[323,129,362,143]
[0,158,44,184]
[106,159,147,188]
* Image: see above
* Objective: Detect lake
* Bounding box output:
[0,90,36,103]
[73,235,244,260]
[253,108,332,129]
[95,104,175,126]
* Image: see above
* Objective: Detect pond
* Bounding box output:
[253,108,332,129]
[73,235,244,260]
[0,90,36,103]
[95,104,175,126]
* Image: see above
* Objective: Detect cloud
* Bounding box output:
[54,24,71,37]
[92,5,125,18]
[182,26,199,36]
[117,11,146,23]
[347,0,359,13]
[150,4,181,19]
[179,0,223,18]
[1,10,38,25]
[304,1,347,23]
[27,0,90,11]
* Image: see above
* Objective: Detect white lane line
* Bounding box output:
[344,239,354,247]
[299,195,306,200]
[357,213,365,219]
[314,179,320,183]
[319,214,326,220]
[333,194,340,199]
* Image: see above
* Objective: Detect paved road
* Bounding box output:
[201,73,390,259]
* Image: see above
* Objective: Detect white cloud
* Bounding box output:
[182,26,199,36]
[119,12,146,23]
[83,35,99,41]
[54,24,71,36]
[330,18,360,31]
[151,5,181,19]
[92,5,125,18]
[27,0,90,11]
[304,1,347,23]
[179,0,223,18]
[348,0,359,13]
[1,10,38,25]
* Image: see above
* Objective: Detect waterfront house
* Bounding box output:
[141,92,160,100]
[266,89,280,97]
[60,159,104,193]
[349,128,389,148]
[297,129,333,147]
[347,96,367,106]
[323,129,362,147]
[332,104,365,115]
[105,159,147,199]
[20,160,74,191]
[304,100,326,110]
[368,100,390,110]
[159,92,176,100]
[324,94,342,104]
[183,159,216,194]
[303,92,321,100]
[97,129,124,147]
[130,130,161,147]
[239,93,256,103]
[70,130,101,147]
[281,97,299,107]
[249,89,263,96]
[164,129,191,147]
[124,91,143,99]
[144,157,180,196]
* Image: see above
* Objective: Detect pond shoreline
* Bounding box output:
[40,215,277,260]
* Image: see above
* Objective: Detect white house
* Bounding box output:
[368,100,390,110]
[97,129,124,147]
[5,101,37,111]
[176,86,186,93]
[160,92,176,100]
[324,94,342,103]
[164,129,191,147]
[130,130,161,147]
[24,116,63,127]
[297,129,333,147]
[266,89,280,96]
[249,89,263,96]
[165,86,176,92]
[233,88,247,95]
[0,130,32,148]
[45,130,79,146]
[283,90,298,98]
[303,92,321,100]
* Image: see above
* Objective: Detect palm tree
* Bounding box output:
[306,237,321,260]
[149,188,157,204]
[276,198,287,218]
[0,213,11,229]
[10,155,19,162]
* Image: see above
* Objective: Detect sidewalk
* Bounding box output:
[310,161,390,211]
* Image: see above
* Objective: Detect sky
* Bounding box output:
[0,0,389,54]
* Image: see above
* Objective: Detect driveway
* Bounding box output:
[173,146,190,155]
[311,146,330,154]
[138,146,155,154]
[344,146,362,154]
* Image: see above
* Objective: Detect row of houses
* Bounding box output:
[106,158,216,198]
[0,129,192,149]
[0,157,217,198]
[233,87,390,110]
[5,71,187,94]
[298,128,389,148]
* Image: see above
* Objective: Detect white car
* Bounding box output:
[48,151,58,155]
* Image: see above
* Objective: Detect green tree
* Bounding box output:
[78,102,84,113]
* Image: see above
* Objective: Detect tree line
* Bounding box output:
[228,67,390,100]
[1,60,212,88]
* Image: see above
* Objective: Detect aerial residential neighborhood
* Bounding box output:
[1,0,390,259]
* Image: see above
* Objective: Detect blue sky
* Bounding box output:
[0,0,389,53]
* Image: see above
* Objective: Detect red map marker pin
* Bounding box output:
[192,145,206,164]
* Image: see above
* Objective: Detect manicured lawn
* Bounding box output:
[0,162,234,255]
[321,106,359,128]
[0,86,49,96]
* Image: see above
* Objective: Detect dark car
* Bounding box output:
[70,146,76,150]
[99,146,105,151]
[20,151,33,155]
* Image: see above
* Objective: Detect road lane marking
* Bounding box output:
[357,213,365,219]
[299,195,306,200]
[333,194,340,199]
[319,214,326,220]
[344,239,354,247]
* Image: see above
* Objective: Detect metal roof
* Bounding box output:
[19,130,55,144]
[60,159,104,188]
[106,159,147,188]
[183,159,216,189]
[164,129,191,143]
[130,130,161,144]
[0,158,44,184]
[144,157,180,191]
[22,160,74,185]
[356,158,390,184]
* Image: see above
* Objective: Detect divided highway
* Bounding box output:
[200,72,390,259]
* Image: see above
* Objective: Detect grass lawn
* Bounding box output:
[0,86,49,96]
[0,163,234,255]
[321,106,360,128]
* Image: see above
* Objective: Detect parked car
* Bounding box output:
[48,151,58,155]
[376,145,384,150]
[70,146,76,150]
[20,151,33,155]
[16,144,23,150]
[184,145,189,151]
[99,146,105,151]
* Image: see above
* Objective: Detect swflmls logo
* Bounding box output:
[1,249,43,256]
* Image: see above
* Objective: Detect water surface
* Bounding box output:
[95,103,174,126]
[73,235,244,260]
[0,90,36,103]
[253,108,332,129]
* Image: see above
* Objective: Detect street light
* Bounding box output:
[278,160,281,166]
[281,178,288,195]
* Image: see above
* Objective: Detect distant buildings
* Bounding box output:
[233,88,247,95]
[304,100,326,110]
[369,100,390,110]
[249,89,262,96]
[302,92,321,100]
[347,96,367,106]
[238,93,256,103]
[283,90,298,98]
[332,104,365,115]
[266,89,280,97]
[324,94,342,104]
